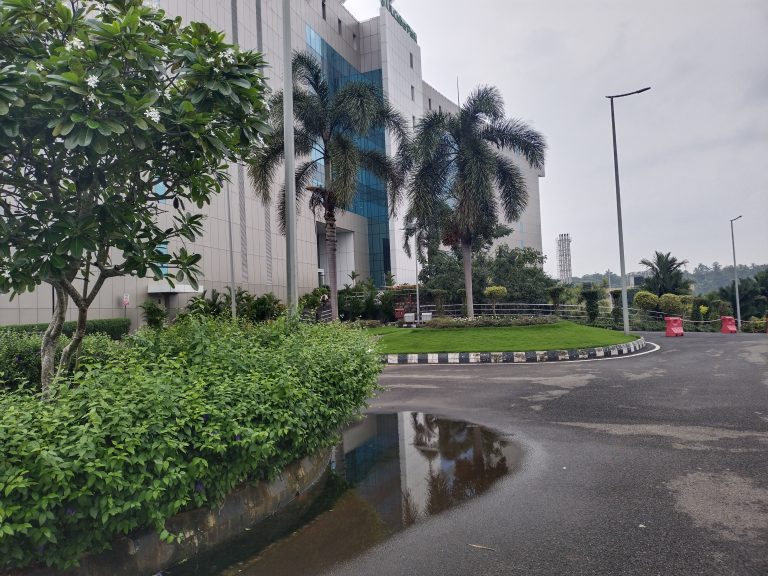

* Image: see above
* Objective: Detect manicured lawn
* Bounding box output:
[369,321,637,354]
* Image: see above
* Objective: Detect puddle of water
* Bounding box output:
[166,412,521,576]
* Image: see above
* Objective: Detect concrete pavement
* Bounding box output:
[324,332,768,576]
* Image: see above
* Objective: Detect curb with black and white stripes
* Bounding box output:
[384,337,646,365]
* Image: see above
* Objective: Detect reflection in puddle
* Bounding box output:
[167,413,521,576]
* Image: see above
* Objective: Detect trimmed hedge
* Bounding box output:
[0,332,120,391]
[1,317,130,340]
[0,317,380,569]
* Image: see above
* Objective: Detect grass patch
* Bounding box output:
[370,321,637,354]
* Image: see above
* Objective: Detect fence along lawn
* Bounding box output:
[369,321,637,354]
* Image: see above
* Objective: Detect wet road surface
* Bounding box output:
[321,332,768,576]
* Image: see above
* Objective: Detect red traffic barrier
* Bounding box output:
[720,316,737,334]
[665,316,684,337]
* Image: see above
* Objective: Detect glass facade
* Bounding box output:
[306,26,390,286]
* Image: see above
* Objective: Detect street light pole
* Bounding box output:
[282,0,298,311]
[606,86,651,335]
[730,215,742,331]
[414,236,420,323]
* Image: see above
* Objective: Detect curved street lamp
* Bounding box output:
[606,86,651,335]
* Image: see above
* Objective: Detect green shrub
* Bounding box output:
[0,317,380,569]
[658,293,684,316]
[579,287,603,323]
[2,318,130,340]
[0,333,122,391]
[298,287,329,315]
[633,291,659,312]
[742,317,767,333]
[139,300,168,329]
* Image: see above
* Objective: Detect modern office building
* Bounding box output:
[0,0,544,327]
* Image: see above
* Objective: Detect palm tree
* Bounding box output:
[396,86,546,319]
[249,52,407,319]
[640,251,692,295]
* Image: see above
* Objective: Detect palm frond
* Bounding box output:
[461,85,505,124]
[494,152,528,221]
[482,118,546,170]
[327,133,360,209]
[330,81,383,135]
[292,51,329,105]
[247,133,285,205]
[275,161,314,233]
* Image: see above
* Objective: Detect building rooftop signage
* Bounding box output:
[380,0,417,42]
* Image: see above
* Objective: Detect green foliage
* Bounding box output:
[633,290,660,312]
[489,246,554,304]
[658,293,684,316]
[716,273,768,319]
[139,300,167,329]
[2,318,130,340]
[0,0,269,294]
[483,284,507,314]
[0,0,269,384]
[687,262,768,295]
[639,252,692,296]
[579,286,603,323]
[0,317,380,569]
[298,287,329,315]
[742,316,767,333]
[548,285,567,312]
[186,289,230,317]
[0,332,120,391]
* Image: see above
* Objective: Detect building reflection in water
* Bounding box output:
[338,413,520,535]
[175,413,523,576]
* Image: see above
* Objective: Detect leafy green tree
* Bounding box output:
[717,275,768,319]
[249,52,407,320]
[397,86,546,318]
[640,251,692,296]
[0,0,268,390]
[489,245,554,304]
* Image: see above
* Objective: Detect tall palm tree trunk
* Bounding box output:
[325,206,339,320]
[461,240,475,319]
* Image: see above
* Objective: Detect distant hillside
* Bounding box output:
[685,262,768,295]
[572,262,767,295]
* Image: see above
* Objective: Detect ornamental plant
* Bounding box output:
[658,293,684,317]
[633,290,659,313]
[0,317,381,569]
[483,285,507,315]
[0,0,269,390]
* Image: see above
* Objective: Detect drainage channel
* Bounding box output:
[164,412,522,576]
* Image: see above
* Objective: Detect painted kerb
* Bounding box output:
[383,337,647,364]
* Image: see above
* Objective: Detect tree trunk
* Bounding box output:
[40,283,67,395]
[58,305,88,377]
[461,241,474,319]
[325,206,339,320]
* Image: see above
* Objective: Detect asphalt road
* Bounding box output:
[324,332,768,576]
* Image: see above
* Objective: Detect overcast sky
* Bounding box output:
[344,0,768,277]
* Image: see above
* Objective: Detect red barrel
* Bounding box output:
[665,316,684,337]
[720,316,737,334]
